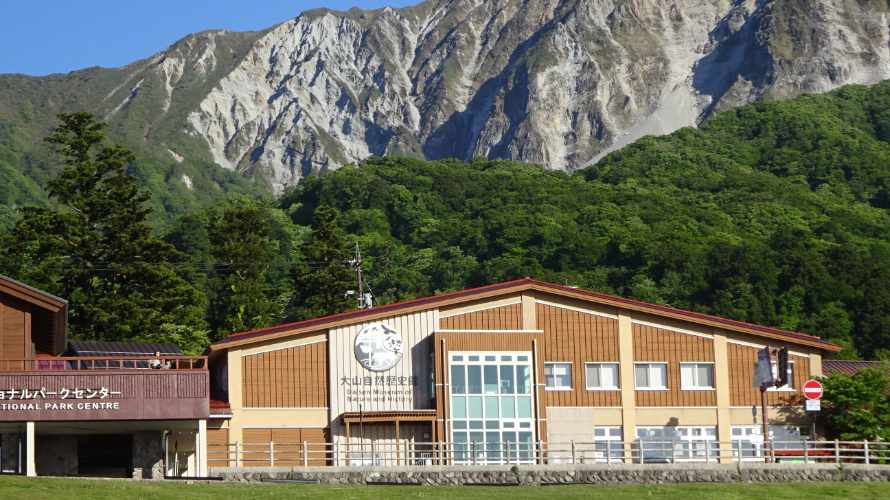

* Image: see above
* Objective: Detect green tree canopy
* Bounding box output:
[0,112,208,352]
[287,205,355,320]
[818,366,890,441]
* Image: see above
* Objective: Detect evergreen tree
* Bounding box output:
[206,198,288,339]
[0,113,208,352]
[288,205,355,319]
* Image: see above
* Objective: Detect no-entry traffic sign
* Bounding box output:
[803,379,823,400]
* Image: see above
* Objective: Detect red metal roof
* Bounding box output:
[211,278,841,351]
[823,360,884,376]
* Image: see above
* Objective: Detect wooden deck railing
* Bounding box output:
[0,355,207,372]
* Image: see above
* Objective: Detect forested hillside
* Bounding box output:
[2,81,890,358]
[282,81,890,358]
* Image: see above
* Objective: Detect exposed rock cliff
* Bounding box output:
[2,0,889,194]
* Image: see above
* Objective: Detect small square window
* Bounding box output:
[680,363,715,390]
[544,363,572,390]
[585,363,620,390]
[635,363,668,390]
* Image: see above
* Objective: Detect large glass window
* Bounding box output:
[680,363,714,390]
[585,363,619,390]
[544,362,572,390]
[636,426,718,462]
[634,363,667,390]
[450,353,535,464]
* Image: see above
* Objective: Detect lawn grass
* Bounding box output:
[2,477,890,500]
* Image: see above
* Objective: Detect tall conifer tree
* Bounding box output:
[0,113,208,352]
[288,205,354,319]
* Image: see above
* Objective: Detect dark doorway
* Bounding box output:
[77,435,132,477]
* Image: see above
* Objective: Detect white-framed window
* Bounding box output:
[634,363,667,390]
[585,363,619,390]
[637,426,718,462]
[731,425,805,460]
[680,362,715,390]
[544,362,572,391]
[592,426,623,463]
[768,360,795,391]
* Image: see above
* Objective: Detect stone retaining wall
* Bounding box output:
[211,463,890,485]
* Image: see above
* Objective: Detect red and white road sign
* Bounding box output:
[803,379,823,400]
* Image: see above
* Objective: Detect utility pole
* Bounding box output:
[348,243,373,309]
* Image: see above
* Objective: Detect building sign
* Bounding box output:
[340,375,418,403]
[0,372,208,421]
[0,387,123,412]
[354,323,403,372]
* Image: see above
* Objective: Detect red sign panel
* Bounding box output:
[803,379,823,400]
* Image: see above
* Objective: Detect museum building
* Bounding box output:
[205,277,841,468]
[0,274,846,475]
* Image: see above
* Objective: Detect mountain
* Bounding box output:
[1,0,889,218]
[281,80,890,357]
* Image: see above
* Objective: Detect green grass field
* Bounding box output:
[1,477,890,500]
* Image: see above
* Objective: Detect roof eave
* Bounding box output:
[210,278,842,353]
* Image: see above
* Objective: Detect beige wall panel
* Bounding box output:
[537,303,621,407]
[633,324,716,407]
[729,407,807,426]
[634,408,718,426]
[233,408,328,429]
[546,407,623,443]
[329,309,438,446]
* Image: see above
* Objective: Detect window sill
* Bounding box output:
[767,388,796,393]
[545,387,573,392]
[635,388,669,391]
[681,387,716,391]
[586,387,620,391]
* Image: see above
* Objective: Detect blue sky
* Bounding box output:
[1,1,418,76]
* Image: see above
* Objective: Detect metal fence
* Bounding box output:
[208,440,890,469]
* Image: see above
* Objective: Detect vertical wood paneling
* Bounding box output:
[241,340,328,408]
[241,427,329,467]
[728,343,809,406]
[536,303,621,407]
[632,324,716,407]
[207,428,230,466]
[439,303,523,330]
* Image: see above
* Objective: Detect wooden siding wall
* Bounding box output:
[242,428,328,467]
[242,341,328,408]
[439,303,523,330]
[632,324,717,407]
[207,428,229,466]
[536,303,621,407]
[0,294,30,368]
[728,343,809,406]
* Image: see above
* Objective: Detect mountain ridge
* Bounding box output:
[1,0,889,213]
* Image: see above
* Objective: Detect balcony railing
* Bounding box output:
[207,440,890,469]
[0,356,207,373]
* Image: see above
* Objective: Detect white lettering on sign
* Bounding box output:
[0,387,121,401]
[0,401,122,412]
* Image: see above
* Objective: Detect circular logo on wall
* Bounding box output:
[354,323,403,372]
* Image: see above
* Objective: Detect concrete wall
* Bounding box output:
[133,432,164,480]
[212,463,890,485]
